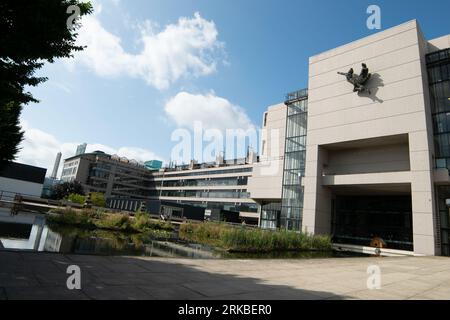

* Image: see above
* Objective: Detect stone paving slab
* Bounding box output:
[0,251,450,300]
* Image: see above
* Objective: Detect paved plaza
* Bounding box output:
[0,251,450,300]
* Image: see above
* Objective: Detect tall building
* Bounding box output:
[75,143,87,156]
[50,152,62,179]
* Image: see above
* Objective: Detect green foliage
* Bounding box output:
[132,211,173,232]
[0,0,92,166]
[85,208,106,220]
[67,193,85,204]
[48,208,91,227]
[50,181,84,200]
[90,192,106,207]
[48,208,174,234]
[94,213,131,231]
[179,222,332,252]
[0,101,23,167]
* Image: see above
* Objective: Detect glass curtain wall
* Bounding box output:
[260,202,282,230]
[280,89,308,231]
[427,48,450,169]
[427,48,450,256]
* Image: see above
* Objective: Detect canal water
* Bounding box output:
[0,211,363,259]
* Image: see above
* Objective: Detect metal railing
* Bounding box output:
[285,88,308,104]
[0,190,84,215]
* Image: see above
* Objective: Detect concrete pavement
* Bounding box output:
[0,251,450,300]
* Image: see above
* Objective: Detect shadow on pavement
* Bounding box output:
[0,251,349,300]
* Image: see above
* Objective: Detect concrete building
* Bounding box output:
[152,157,259,224]
[58,20,450,256]
[61,151,157,199]
[251,20,450,256]
[0,162,46,198]
[63,151,260,223]
[302,20,449,256]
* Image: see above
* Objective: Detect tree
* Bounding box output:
[0,102,23,169]
[51,181,85,200]
[0,0,92,169]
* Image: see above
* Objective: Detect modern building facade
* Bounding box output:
[61,151,157,199]
[75,143,87,156]
[252,20,449,256]
[152,157,259,223]
[59,20,450,256]
[302,20,450,256]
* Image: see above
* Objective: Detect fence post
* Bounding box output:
[84,193,92,209]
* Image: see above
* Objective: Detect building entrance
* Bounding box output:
[332,195,413,251]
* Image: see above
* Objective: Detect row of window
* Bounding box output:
[61,167,77,177]
[155,167,252,178]
[179,201,258,213]
[426,48,450,65]
[157,177,248,187]
[160,190,250,199]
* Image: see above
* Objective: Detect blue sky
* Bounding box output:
[18,0,450,174]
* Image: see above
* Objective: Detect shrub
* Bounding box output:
[67,193,85,204]
[132,211,173,232]
[48,208,173,234]
[48,208,91,227]
[94,213,131,231]
[82,208,106,220]
[179,222,332,252]
[90,192,106,207]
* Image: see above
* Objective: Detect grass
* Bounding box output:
[179,222,332,252]
[47,208,174,234]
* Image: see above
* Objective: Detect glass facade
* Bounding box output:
[427,48,450,256]
[156,176,248,187]
[280,89,308,231]
[332,196,413,251]
[160,189,250,199]
[178,201,258,213]
[154,167,252,178]
[260,202,281,229]
[427,48,450,169]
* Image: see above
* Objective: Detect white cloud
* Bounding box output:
[16,121,163,177]
[70,12,223,90]
[164,91,255,132]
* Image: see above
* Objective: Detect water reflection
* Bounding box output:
[0,211,223,258]
[0,211,363,259]
[0,214,61,252]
